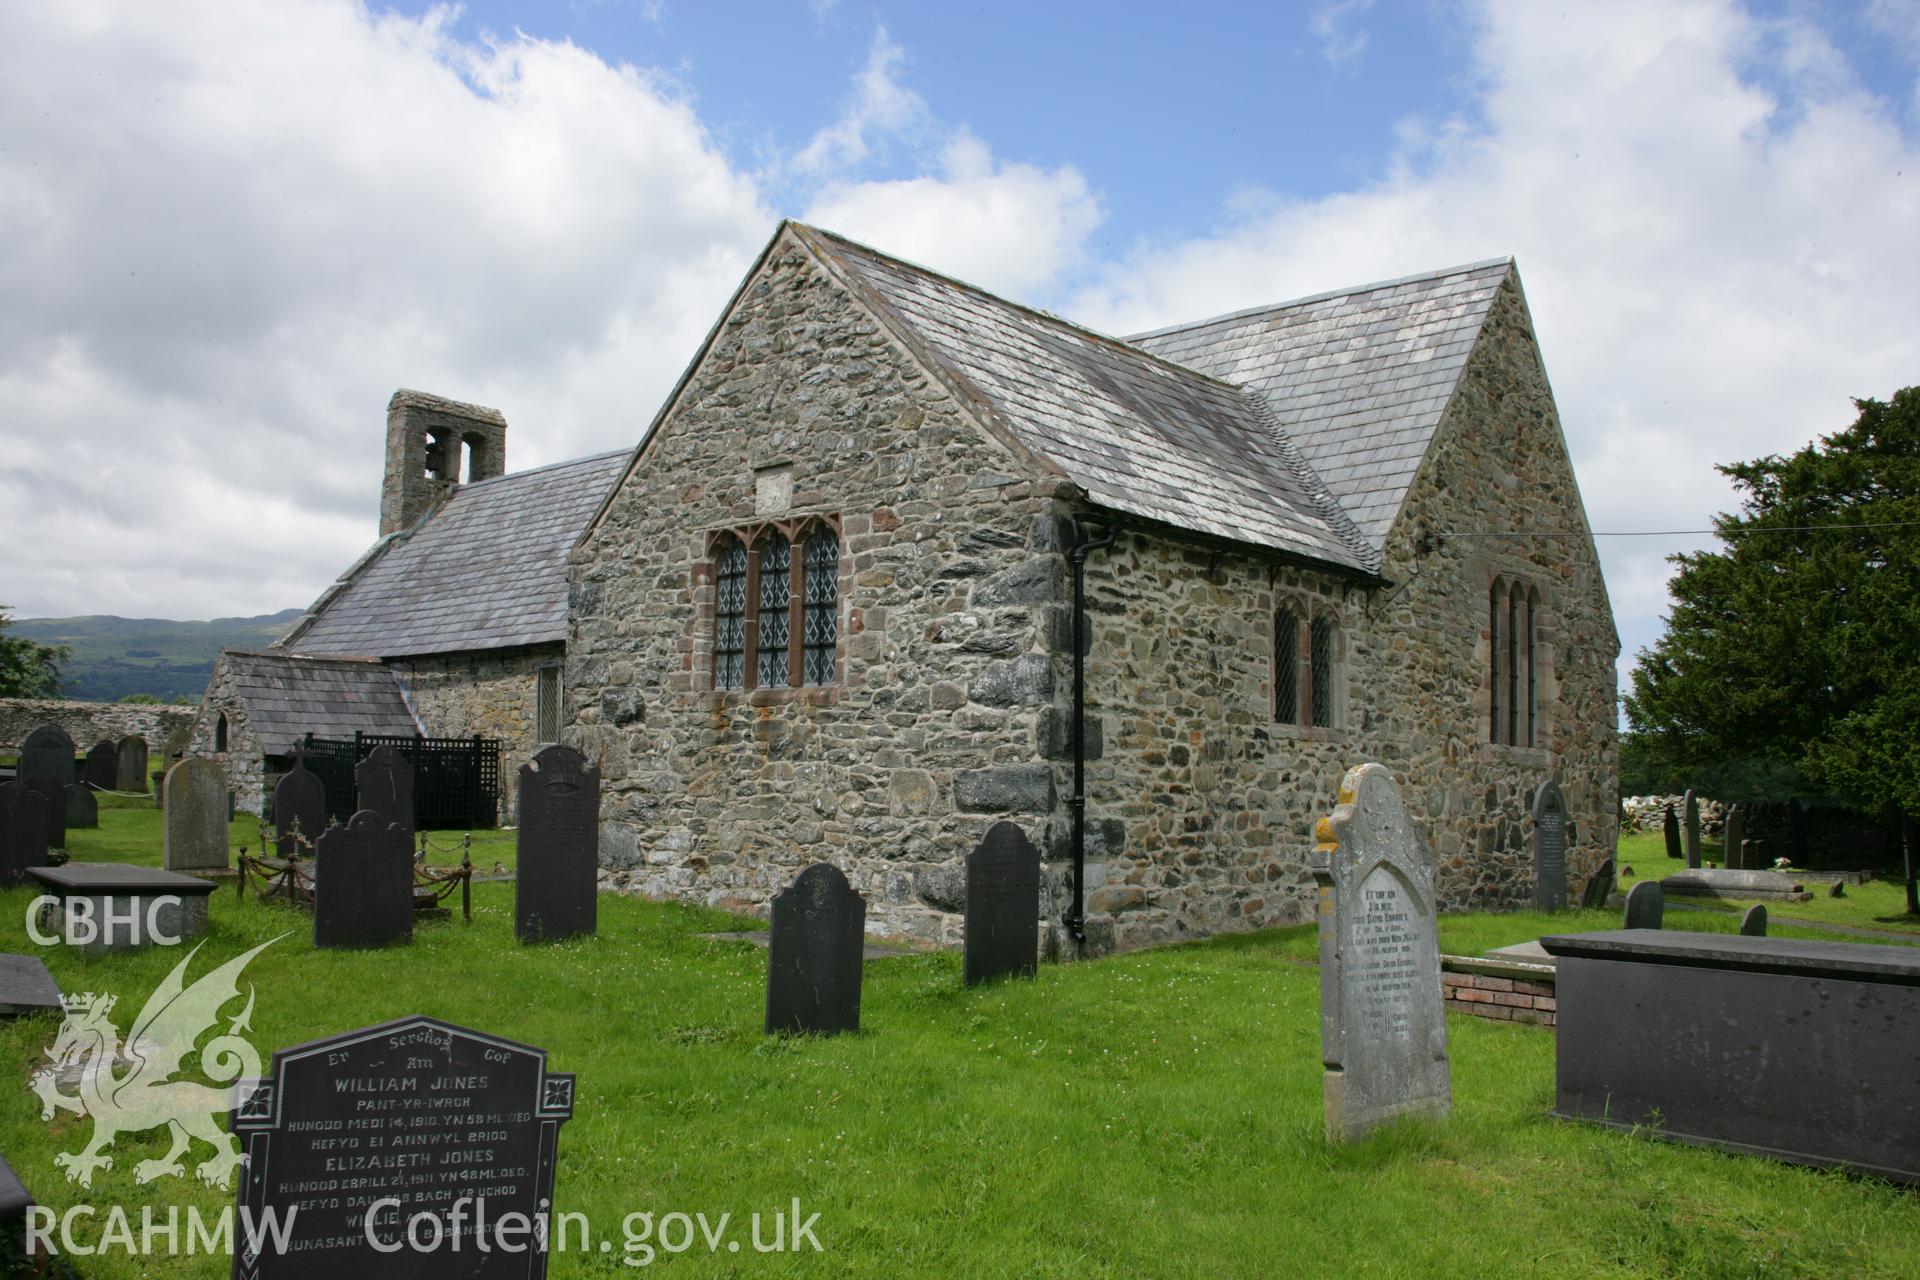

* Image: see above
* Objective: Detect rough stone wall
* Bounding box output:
[391,645,561,822]
[568,233,1067,945]
[0,698,194,779]
[188,659,266,814]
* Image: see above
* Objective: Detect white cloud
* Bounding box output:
[1067,0,1920,705]
[792,27,932,174]
[1310,0,1375,68]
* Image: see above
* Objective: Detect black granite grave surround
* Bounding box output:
[1541,929,1920,1184]
[230,1015,573,1278]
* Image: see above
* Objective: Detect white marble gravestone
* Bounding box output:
[1312,762,1451,1142]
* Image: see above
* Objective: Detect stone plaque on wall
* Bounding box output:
[229,1015,573,1277]
[1311,762,1451,1142]
[1531,779,1568,911]
[964,821,1040,987]
[515,745,600,944]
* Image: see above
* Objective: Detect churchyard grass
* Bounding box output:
[1615,829,1920,937]
[3,824,1917,1277]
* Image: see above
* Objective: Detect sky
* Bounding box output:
[2,0,1917,712]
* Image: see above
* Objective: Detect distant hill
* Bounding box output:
[12,609,304,703]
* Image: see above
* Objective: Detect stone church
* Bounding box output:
[198,221,1617,951]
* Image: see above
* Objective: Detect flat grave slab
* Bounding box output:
[27,862,215,952]
[0,953,62,1017]
[0,1153,29,1220]
[1658,868,1811,902]
[1487,940,1553,965]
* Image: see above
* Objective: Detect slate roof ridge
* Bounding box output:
[225,647,386,665]
[1240,391,1380,574]
[451,447,630,494]
[794,222,1248,395]
[1124,256,1516,344]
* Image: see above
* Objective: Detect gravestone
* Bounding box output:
[1310,762,1450,1142]
[1723,804,1746,871]
[1531,779,1568,911]
[1579,858,1615,909]
[765,863,866,1035]
[64,782,97,829]
[0,783,49,887]
[1622,881,1664,930]
[515,745,600,943]
[313,811,414,949]
[24,775,65,851]
[115,734,148,792]
[83,740,117,791]
[1683,790,1701,868]
[1663,804,1681,860]
[16,725,75,788]
[354,744,414,839]
[273,750,329,859]
[964,821,1041,986]
[162,758,229,874]
[1740,904,1769,936]
[0,953,62,1018]
[230,1015,573,1277]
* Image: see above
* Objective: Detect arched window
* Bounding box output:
[756,533,793,688]
[1489,577,1543,746]
[1525,586,1540,747]
[803,528,839,686]
[1310,616,1335,728]
[1489,580,1508,743]
[214,713,229,753]
[714,537,748,690]
[1273,610,1299,723]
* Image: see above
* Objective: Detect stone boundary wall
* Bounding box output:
[1441,955,1557,1027]
[0,698,195,777]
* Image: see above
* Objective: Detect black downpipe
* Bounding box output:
[1067,515,1117,954]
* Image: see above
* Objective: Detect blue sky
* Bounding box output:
[2,0,1918,710]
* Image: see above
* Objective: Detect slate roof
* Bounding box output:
[1127,259,1513,546]
[218,650,420,753]
[284,450,627,659]
[796,225,1378,575]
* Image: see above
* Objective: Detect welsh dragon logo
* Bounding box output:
[30,937,280,1189]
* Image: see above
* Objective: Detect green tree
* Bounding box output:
[1624,388,1920,912]
[0,604,66,698]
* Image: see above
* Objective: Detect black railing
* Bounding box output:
[299,732,499,830]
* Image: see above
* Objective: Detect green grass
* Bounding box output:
[1615,830,1920,940]
[3,822,1916,1277]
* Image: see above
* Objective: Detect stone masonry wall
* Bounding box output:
[568,233,1067,945]
[188,659,267,814]
[0,699,195,778]
[393,645,560,823]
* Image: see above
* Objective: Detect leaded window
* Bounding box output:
[757,533,793,688]
[714,537,748,690]
[1310,616,1334,728]
[1274,611,1298,723]
[535,666,561,743]
[803,528,839,686]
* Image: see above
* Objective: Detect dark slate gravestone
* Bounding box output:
[354,744,414,840]
[64,782,98,829]
[515,745,600,944]
[313,811,413,950]
[24,774,65,852]
[964,821,1041,986]
[1683,790,1701,868]
[1311,762,1450,1142]
[1740,904,1769,936]
[17,725,76,788]
[1579,858,1615,909]
[766,863,866,1036]
[0,953,62,1018]
[1531,780,1568,911]
[1622,881,1664,930]
[0,1153,29,1235]
[1662,804,1681,860]
[273,751,329,859]
[0,783,49,887]
[230,1015,574,1277]
[1723,804,1746,871]
[83,740,117,791]
[115,735,148,793]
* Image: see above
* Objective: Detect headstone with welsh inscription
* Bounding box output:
[1723,804,1745,870]
[313,811,413,950]
[964,821,1041,986]
[1683,790,1701,869]
[83,741,117,791]
[765,863,866,1036]
[515,745,600,943]
[24,775,65,852]
[354,745,414,841]
[0,782,49,887]
[1311,762,1451,1142]
[229,1015,574,1277]
[273,749,329,859]
[1531,779,1569,911]
[17,725,75,789]
[64,783,97,830]
[1579,858,1615,909]
[115,735,148,793]
[163,758,229,874]
[1740,904,1769,936]
[1622,881,1664,930]
[1663,804,1682,861]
